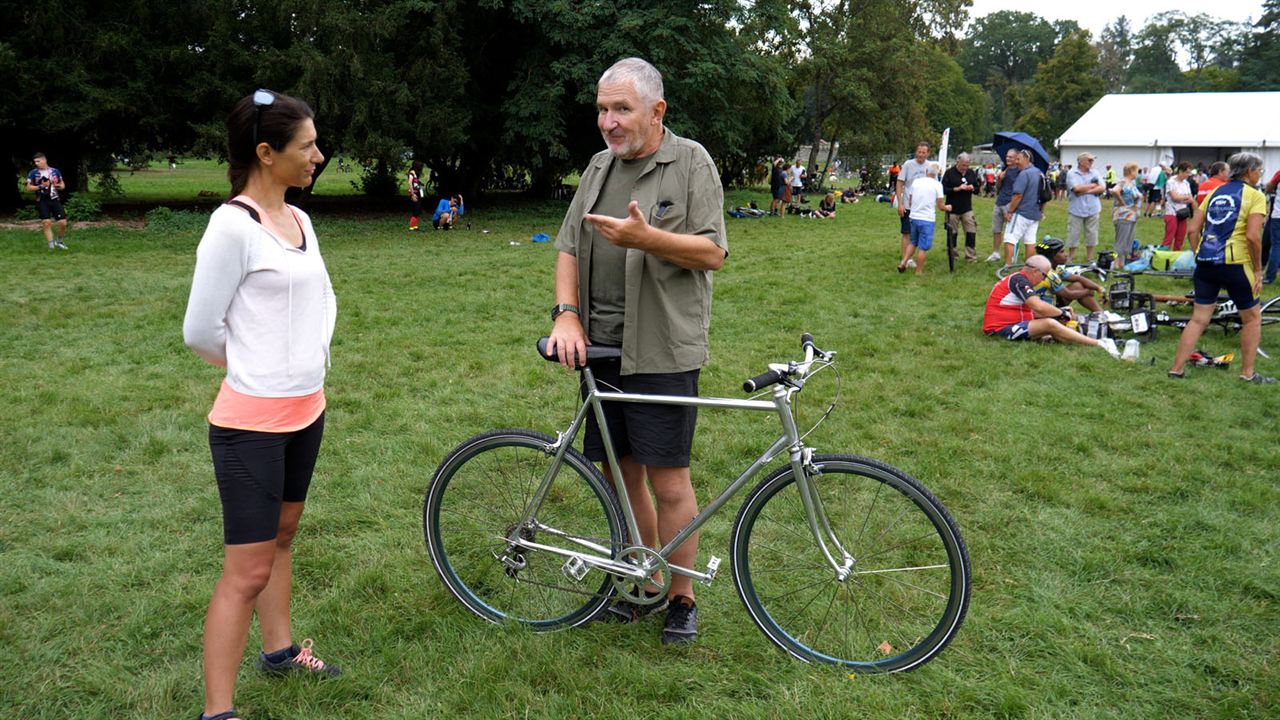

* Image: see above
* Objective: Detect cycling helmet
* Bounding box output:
[1036,236,1065,258]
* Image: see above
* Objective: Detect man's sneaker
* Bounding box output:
[55,240,69,250]
[985,251,1001,262]
[48,240,56,250]
[256,638,341,678]
[1240,373,1277,384]
[593,590,668,623]
[1097,338,1121,359]
[198,711,243,720]
[661,595,698,645]
[906,259,917,268]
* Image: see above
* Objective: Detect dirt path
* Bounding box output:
[0,219,147,231]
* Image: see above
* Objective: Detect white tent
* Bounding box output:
[1057,92,1280,174]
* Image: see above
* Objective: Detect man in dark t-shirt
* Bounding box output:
[942,153,980,262]
[25,152,69,250]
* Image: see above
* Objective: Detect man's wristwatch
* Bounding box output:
[551,303,580,321]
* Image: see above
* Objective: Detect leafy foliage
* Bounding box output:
[1017,32,1105,148]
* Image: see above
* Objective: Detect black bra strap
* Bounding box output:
[226,199,261,224]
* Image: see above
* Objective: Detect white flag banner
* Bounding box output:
[938,128,951,172]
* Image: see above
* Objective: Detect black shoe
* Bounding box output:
[593,590,668,623]
[661,595,698,645]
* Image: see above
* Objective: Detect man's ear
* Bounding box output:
[651,99,667,126]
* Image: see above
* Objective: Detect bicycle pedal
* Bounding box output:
[700,556,722,586]
[562,556,589,582]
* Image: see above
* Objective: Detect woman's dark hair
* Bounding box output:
[226,90,315,198]
[411,160,424,173]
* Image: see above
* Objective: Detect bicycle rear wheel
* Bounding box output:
[731,454,970,672]
[424,429,625,630]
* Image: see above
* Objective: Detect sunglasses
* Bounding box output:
[252,88,275,146]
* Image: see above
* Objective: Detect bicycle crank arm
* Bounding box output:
[664,555,723,586]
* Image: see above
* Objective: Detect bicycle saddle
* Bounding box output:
[536,336,622,366]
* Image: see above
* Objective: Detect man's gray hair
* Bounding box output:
[599,58,664,105]
[1227,151,1263,180]
[926,163,940,177]
[1018,149,1032,161]
[956,152,970,163]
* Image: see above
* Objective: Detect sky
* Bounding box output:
[965,0,1265,39]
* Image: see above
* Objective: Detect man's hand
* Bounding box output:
[546,314,588,369]
[585,201,652,250]
[896,203,906,217]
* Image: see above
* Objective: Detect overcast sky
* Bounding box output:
[965,0,1264,39]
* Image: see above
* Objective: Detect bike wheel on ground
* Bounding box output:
[731,454,970,673]
[424,429,626,630]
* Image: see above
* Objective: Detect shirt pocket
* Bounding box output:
[649,201,686,232]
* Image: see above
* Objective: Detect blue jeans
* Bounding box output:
[1266,216,1280,283]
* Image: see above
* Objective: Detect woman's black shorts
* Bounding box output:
[209,413,325,545]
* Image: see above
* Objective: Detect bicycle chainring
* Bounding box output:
[611,545,670,603]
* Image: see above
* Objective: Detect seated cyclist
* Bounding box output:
[1034,237,1104,313]
[983,254,1121,356]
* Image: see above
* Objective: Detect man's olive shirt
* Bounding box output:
[555,129,727,375]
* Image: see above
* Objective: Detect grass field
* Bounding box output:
[1,188,1277,719]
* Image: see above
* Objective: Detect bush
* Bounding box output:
[145,206,209,233]
[63,196,102,221]
[351,160,399,197]
[94,170,125,199]
[14,206,37,221]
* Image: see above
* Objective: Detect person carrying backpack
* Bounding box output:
[1001,150,1048,266]
[1168,152,1274,384]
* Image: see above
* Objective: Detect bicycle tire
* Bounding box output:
[424,429,626,630]
[995,263,1014,280]
[731,454,970,673]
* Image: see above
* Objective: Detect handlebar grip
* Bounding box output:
[743,369,785,393]
[800,333,814,350]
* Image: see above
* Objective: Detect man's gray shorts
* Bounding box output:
[992,203,1010,235]
[1066,213,1100,248]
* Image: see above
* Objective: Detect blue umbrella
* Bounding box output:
[992,131,1051,172]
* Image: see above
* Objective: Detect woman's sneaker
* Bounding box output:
[256,638,341,678]
[661,595,698,645]
[594,589,668,623]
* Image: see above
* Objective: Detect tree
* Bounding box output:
[1239,0,1280,90]
[1097,16,1133,93]
[917,44,989,152]
[1016,31,1104,149]
[958,11,1056,129]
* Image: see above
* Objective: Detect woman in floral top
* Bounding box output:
[1110,162,1142,269]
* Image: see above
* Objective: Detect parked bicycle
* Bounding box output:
[423,334,971,673]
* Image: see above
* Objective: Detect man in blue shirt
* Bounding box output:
[987,148,1020,263]
[1065,152,1106,264]
[25,152,69,250]
[1002,150,1045,265]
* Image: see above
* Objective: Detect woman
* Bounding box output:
[1168,152,1273,384]
[407,159,424,231]
[815,191,837,218]
[1110,162,1142,269]
[768,157,786,216]
[184,89,339,720]
[1162,162,1195,250]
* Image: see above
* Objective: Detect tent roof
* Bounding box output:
[1057,92,1280,148]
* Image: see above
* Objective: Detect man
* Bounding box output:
[942,153,980,262]
[768,158,786,216]
[897,164,951,274]
[1265,168,1280,284]
[895,142,931,266]
[432,193,464,229]
[789,159,805,206]
[1195,161,1229,204]
[1033,237,1103,313]
[1002,150,1045,266]
[983,254,1120,356]
[1065,152,1106,263]
[987,149,1020,262]
[1104,163,1117,191]
[547,57,727,644]
[26,152,69,250]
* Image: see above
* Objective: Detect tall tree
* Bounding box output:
[1016,31,1104,149]
[1238,0,1280,90]
[958,11,1056,129]
[1097,16,1133,93]
[917,44,989,152]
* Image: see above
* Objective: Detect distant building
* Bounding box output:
[1058,92,1280,170]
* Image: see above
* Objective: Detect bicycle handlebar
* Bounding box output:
[741,333,830,393]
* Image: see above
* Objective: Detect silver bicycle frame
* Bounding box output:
[515,364,854,584]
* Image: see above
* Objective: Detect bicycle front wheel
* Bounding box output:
[731,454,970,672]
[424,429,625,630]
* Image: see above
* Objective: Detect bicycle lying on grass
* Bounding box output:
[423,334,971,673]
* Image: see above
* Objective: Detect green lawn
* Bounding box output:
[1,192,1276,719]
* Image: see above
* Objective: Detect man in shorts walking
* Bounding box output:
[546,57,728,644]
[1002,150,1045,265]
[987,149,1020,262]
[26,153,69,250]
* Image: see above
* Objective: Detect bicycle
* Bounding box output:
[997,251,1114,284]
[422,334,971,673]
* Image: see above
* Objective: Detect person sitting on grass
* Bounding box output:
[840,186,858,203]
[983,254,1121,357]
[1033,237,1104,313]
[432,193,464,230]
[815,192,837,219]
